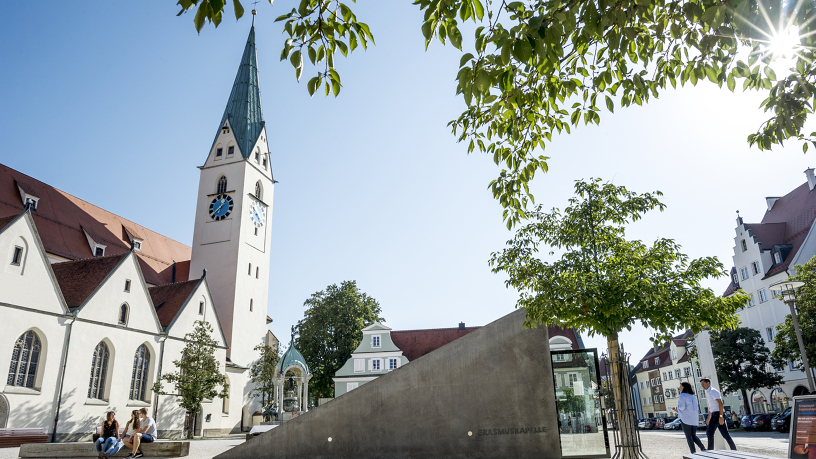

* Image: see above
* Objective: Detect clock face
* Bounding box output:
[209,194,234,221]
[250,201,266,227]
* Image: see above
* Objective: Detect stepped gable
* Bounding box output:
[215,309,561,459]
[0,163,191,285]
[51,253,127,309]
[149,279,201,328]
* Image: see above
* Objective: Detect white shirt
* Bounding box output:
[141,416,157,437]
[705,386,722,413]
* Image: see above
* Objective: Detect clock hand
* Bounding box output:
[215,199,225,212]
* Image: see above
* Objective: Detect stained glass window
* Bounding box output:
[7,330,41,389]
[88,342,110,399]
[129,345,150,401]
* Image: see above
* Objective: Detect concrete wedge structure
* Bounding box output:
[216,309,562,459]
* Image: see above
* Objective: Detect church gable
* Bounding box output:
[0,211,67,314]
[156,278,227,348]
[205,119,243,168]
[69,252,162,333]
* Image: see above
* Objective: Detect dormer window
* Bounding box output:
[24,197,37,211]
[655,357,660,365]
[122,226,143,252]
[643,361,649,368]
[131,239,142,251]
[371,335,381,348]
[95,247,105,257]
[732,273,738,284]
[83,227,107,258]
[741,239,748,251]
[15,180,39,212]
[774,252,782,264]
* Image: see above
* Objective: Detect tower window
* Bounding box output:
[199,301,204,315]
[228,146,234,156]
[124,280,131,292]
[248,263,252,275]
[262,157,267,169]
[256,267,259,279]
[255,149,260,163]
[254,228,258,236]
[250,299,253,312]
[216,148,223,157]
[11,247,23,265]
[255,181,262,200]
[217,176,227,194]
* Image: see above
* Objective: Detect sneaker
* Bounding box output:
[124,454,135,459]
[134,451,144,458]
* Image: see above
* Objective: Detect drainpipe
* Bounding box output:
[153,332,168,426]
[51,311,77,443]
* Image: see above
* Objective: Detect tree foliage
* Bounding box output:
[175,0,816,227]
[557,387,585,415]
[772,256,816,371]
[710,327,783,415]
[249,343,280,412]
[293,280,384,398]
[153,321,229,437]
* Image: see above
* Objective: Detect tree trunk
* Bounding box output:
[742,388,752,415]
[608,333,642,459]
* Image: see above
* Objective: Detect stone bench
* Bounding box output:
[684,450,777,459]
[19,441,190,458]
[0,429,48,449]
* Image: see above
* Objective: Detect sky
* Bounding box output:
[1,1,813,363]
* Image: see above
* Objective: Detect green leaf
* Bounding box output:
[232,0,244,19]
[331,79,340,97]
[512,39,532,63]
[605,96,614,113]
[727,74,735,92]
[290,50,303,69]
[472,0,485,20]
[459,53,474,68]
[764,66,777,81]
[307,77,320,96]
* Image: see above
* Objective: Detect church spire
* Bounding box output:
[214,24,265,159]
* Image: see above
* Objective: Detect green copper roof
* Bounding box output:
[214,25,265,159]
[278,343,310,374]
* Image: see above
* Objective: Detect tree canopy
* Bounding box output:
[249,342,280,415]
[175,0,816,227]
[711,327,784,415]
[293,280,385,398]
[772,256,816,371]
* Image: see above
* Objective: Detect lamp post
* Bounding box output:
[769,280,816,393]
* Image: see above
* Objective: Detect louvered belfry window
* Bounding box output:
[217,176,228,194]
[88,341,110,399]
[7,330,41,389]
[129,345,151,401]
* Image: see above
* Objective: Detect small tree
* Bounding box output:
[294,280,384,398]
[490,179,747,459]
[153,321,229,438]
[249,343,280,419]
[772,256,816,372]
[711,327,784,415]
[557,387,585,417]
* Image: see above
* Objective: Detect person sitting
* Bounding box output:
[95,412,119,459]
[125,408,157,459]
[121,411,141,458]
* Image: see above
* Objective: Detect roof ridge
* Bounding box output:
[391,326,482,333]
[51,252,127,265]
[148,278,199,289]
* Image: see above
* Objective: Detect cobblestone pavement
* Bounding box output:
[633,429,790,458]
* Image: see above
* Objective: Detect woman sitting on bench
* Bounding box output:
[95,412,119,458]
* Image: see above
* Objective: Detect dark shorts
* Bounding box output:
[140,434,155,443]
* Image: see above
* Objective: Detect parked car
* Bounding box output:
[639,418,660,430]
[664,418,682,430]
[752,413,774,431]
[741,415,755,431]
[637,419,649,429]
[771,408,792,433]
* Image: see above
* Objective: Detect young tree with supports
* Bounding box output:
[710,327,783,415]
[490,178,747,459]
[153,321,229,439]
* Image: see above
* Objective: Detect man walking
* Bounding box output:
[701,378,737,451]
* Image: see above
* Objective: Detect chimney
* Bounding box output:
[458,322,465,330]
[807,168,816,191]
[766,197,780,212]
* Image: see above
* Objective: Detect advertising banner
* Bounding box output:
[789,395,816,459]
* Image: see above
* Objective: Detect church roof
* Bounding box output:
[0,163,191,285]
[213,25,265,159]
[278,343,310,374]
[52,253,127,309]
[0,214,17,232]
[150,278,201,328]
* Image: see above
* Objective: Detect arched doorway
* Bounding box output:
[793,385,811,397]
[770,388,788,412]
[0,393,8,428]
[751,390,768,414]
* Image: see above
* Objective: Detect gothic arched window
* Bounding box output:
[129,345,151,401]
[88,341,110,399]
[255,181,262,200]
[7,330,42,389]
[119,304,129,325]
[217,176,228,194]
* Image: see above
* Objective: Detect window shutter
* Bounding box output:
[368,359,373,371]
[354,359,364,373]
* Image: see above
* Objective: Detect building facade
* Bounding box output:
[722,169,816,410]
[0,23,276,438]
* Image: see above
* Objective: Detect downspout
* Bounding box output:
[153,332,167,426]
[51,311,77,443]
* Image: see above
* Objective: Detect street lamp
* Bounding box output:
[769,280,816,393]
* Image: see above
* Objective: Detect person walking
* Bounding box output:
[673,382,706,453]
[701,378,737,451]
[95,412,119,459]
[567,416,572,434]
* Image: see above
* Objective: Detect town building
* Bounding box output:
[0,21,277,438]
[723,168,816,411]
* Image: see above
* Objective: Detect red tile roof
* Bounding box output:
[755,182,816,279]
[0,163,191,285]
[0,214,18,232]
[391,325,580,362]
[51,253,127,309]
[149,279,201,328]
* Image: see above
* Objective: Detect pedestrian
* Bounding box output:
[700,378,737,451]
[95,411,119,459]
[558,418,562,433]
[673,382,706,453]
[567,416,572,434]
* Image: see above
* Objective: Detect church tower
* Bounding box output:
[190,22,274,366]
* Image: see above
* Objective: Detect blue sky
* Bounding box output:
[1,1,813,363]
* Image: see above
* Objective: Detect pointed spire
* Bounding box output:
[214,25,265,159]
